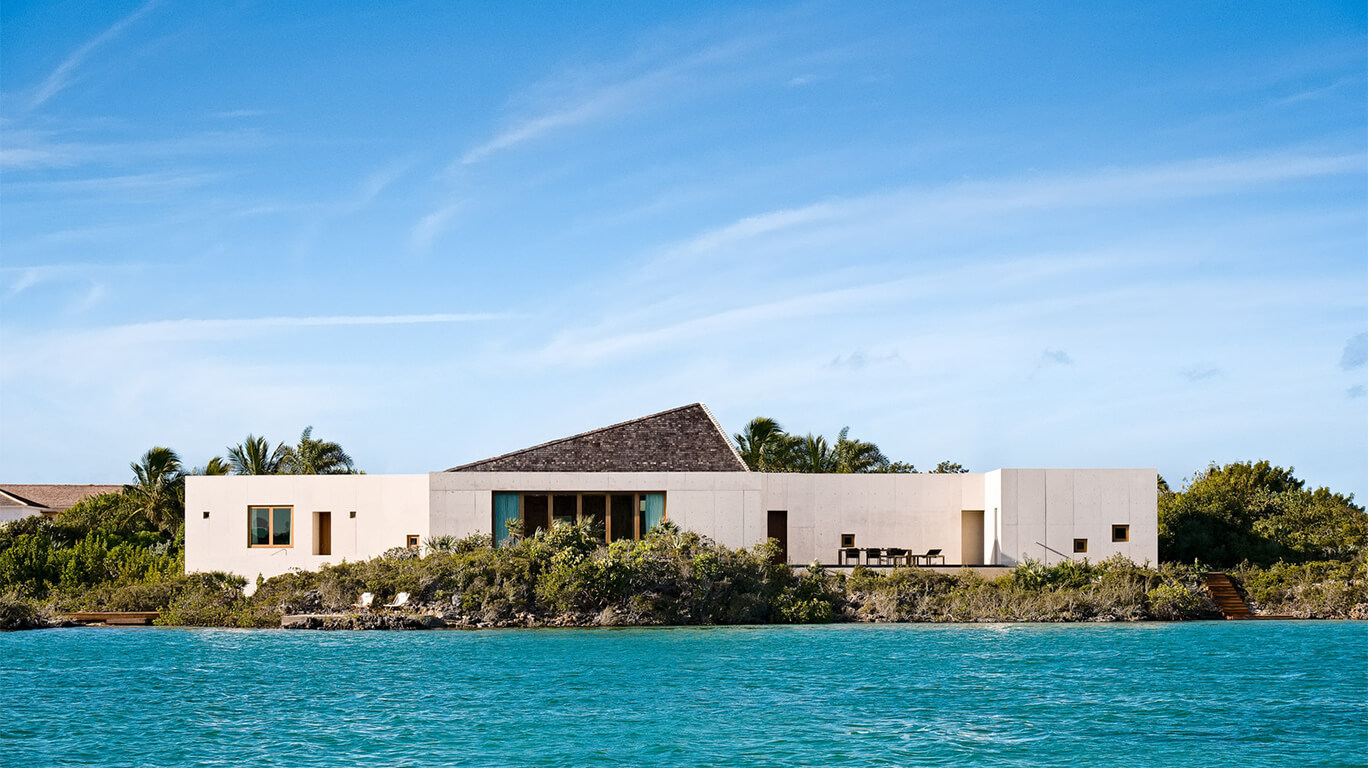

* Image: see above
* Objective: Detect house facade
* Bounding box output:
[185,404,1158,582]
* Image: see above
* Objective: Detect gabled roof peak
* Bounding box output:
[447,403,747,473]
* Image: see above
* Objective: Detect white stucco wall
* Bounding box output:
[185,474,430,582]
[184,468,1158,580]
[0,508,45,524]
[996,469,1158,565]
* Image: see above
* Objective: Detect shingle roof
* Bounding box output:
[447,403,748,472]
[0,484,124,510]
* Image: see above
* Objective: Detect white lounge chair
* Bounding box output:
[382,592,409,610]
[353,592,374,610]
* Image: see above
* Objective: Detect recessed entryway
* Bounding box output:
[960,510,984,565]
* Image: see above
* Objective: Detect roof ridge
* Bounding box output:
[445,403,714,472]
[697,402,748,472]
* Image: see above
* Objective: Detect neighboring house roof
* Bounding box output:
[447,403,749,472]
[0,484,124,512]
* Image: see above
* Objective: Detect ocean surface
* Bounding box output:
[3,622,1364,767]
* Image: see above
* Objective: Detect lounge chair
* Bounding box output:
[914,548,944,566]
[382,592,410,610]
[885,547,909,566]
[353,592,374,610]
[839,547,862,565]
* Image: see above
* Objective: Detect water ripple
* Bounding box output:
[1,622,1365,767]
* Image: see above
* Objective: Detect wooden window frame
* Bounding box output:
[248,505,293,548]
[841,534,855,548]
[406,534,420,550]
[1073,538,1087,554]
[1111,524,1130,543]
[498,491,667,543]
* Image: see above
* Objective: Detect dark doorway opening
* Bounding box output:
[767,510,788,564]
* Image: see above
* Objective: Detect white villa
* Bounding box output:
[185,404,1158,582]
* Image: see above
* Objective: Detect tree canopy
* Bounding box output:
[1159,461,1367,567]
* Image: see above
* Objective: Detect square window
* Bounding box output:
[1073,538,1087,553]
[406,534,420,550]
[1112,525,1130,543]
[202,510,210,519]
[840,534,855,548]
[249,506,292,547]
[349,510,356,519]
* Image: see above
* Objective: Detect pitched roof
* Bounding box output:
[447,403,748,472]
[0,484,123,510]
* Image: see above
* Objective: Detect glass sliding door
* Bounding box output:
[609,494,635,542]
[522,494,549,538]
[643,493,665,533]
[552,495,578,527]
[493,493,520,546]
[498,491,665,543]
[581,494,606,540]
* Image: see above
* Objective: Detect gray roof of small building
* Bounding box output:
[447,403,748,472]
[0,484,124,510]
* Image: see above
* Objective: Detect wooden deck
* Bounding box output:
[65,611,159,626]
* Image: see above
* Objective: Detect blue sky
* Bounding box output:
[2,1,1365,498]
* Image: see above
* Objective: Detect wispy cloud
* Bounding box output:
[827,349,902,371]
[411,201,464,251]
[28,0,160,110]
[457,38,760,166]
[1340,332,1368,370]
[86,312,506,345]
[1,263,143,299]
[1348,385,1366,399]
[0,129,268,171]
[638,150,1367,276]
[1181,365,1221,382]
[5,171,225,197]
[1041,349,1074,366]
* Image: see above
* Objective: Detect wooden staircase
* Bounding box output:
[1204,572,1254,619]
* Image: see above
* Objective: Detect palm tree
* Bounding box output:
[832,426,887,473]
[734,417,786,471]
[191,456,231,476]
[124,446,185,535]
[226,434,287,475]
[280,426,355,474]
[794,434,835,473]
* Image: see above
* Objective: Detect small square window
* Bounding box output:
[406,534,420,550]
[349,510,356,519]
[840,534,855,548]
[1073,538,1087,553]
[1112,525,1130,542]
[202,511,210,519]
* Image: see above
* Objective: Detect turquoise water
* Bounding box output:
[3,622,1365,767]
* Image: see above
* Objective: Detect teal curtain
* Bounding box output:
[643,493,665,532]
[493,493,520,546]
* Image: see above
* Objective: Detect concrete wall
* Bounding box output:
[996,469,1158,565]
[427,471,763,549]
[184,468,1157,579]
[185,474,430,582]
[760,472,985,565]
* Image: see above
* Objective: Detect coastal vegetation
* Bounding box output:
[1,450,1364,630]
[733,417,964,473]
[1159,461,1367,567]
